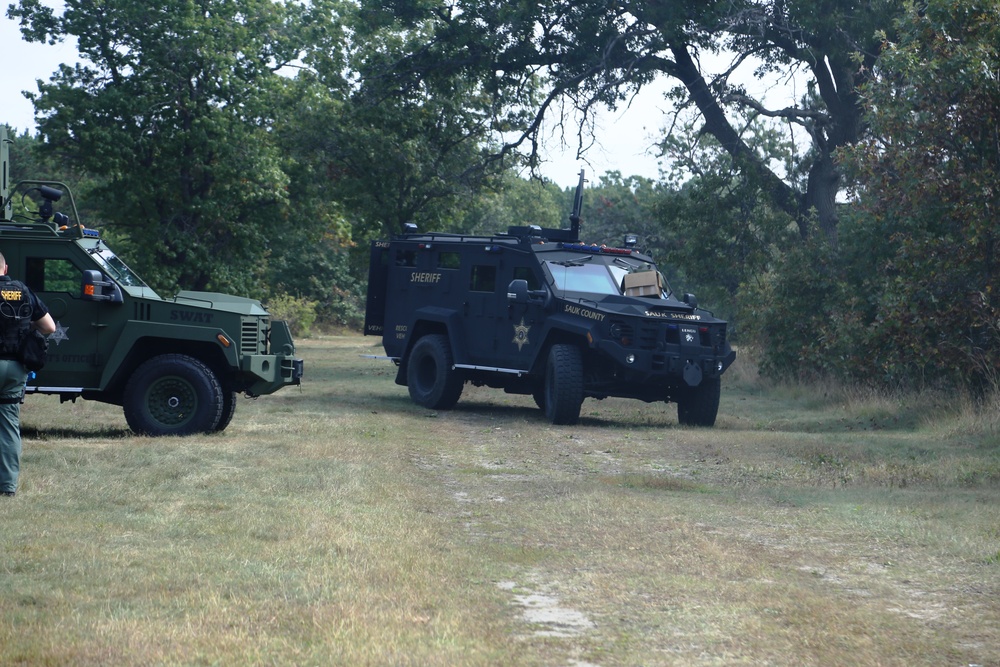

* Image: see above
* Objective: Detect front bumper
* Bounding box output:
[242,319,303,395]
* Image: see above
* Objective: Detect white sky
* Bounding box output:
[2,12,79,130]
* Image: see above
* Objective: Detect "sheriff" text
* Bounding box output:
[410,272,442,284]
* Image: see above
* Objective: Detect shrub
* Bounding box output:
[265,293,318,338]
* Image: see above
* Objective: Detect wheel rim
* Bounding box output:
[146,376,197,428]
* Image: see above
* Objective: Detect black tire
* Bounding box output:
[544,344,584,425]
[676,377,721,427]
[124,354,224,436]
[407,334,464,410]
[213,390,238,432]
[531,385,546,411]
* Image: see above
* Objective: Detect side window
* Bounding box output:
[513,266,541,291]
[25,257,81,297]
[470,264,497,292]
[395,250,417,267]
[438,251,461,270]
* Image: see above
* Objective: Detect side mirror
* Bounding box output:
[507,279,530,304]
[682,293,698,309]
[82,270,123,303]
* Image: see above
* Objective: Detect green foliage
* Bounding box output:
[452,173,563,235]
[739,0,1000,390]
[295,0,522,239]
[264,293,318,337]
[379,0,897,241]
[7,0,318,297]
[837,0,1000,391]
[577,172,662,249]
[742,230,836,380]
[2,126,105,225]
[269,232,367,330]
[646,119,800,332]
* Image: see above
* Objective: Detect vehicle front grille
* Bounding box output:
[241,317,267,355]
[712,327,727,351]
[638,324,659,349]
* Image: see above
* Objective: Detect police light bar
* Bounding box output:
[560,243,633,256]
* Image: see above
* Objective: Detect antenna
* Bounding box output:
[568,169,586,240]
[1,126,11,221]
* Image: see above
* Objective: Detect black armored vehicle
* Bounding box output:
[364,172,736,426]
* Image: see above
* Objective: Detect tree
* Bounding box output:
[290,1,534,240]
[3,124,106,228]
[839,0,1000,390]
[453,172,564,236]
[6,0,319,296]
[359,0,902,243]
[653,114,800,327]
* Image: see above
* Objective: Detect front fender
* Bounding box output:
[100,321,240,390]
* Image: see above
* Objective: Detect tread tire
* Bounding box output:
[676,377,721,427]
[407,334,464,410]
[544,344,584,425]
[124,354,224,436]
[214,390,238,432]
[531,385,546,411]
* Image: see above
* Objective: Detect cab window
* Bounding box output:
[513,266,541,291]
[470,265,497,292]
[438,251,461,270]
[25,257,81,297]
[395,250,417,267]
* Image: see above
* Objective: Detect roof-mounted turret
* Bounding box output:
[0,126,89,238]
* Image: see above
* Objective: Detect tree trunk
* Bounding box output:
[668,40,808,237]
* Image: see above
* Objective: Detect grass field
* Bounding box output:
[2,335,998,666]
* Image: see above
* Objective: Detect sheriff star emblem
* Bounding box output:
[49,321,70,345]
[512,318,531,352]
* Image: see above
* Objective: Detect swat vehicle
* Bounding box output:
[364,171,735,426]
[0,127,303,435]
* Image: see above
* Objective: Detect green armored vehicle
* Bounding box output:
[0,127,303,435]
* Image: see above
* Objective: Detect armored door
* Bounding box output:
[21,251,109,390]
[493,263,547,372]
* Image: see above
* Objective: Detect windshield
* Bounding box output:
[545,258,669,298]
[546,260,621,295]
[89,244,152,290]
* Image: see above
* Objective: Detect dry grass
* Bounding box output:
[2,335,998,666]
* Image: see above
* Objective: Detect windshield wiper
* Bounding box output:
[551,256,593,267]
[614,257,645,270]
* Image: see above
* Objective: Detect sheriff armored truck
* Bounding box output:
[0,126,303,435]
[364,171,735,426]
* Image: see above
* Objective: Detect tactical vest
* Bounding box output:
[0,279,33,357]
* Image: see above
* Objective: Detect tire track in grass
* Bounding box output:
[409,407,606,664]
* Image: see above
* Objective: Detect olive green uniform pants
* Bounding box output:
[0,359,28,494]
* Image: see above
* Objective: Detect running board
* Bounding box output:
[454,364,528,376]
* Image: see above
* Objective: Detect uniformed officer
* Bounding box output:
[0,251,56,497]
